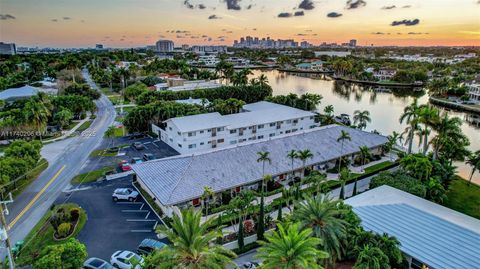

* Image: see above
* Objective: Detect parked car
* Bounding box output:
[110,250,144,269]
[128,132,146,140]
[132,142,145,150]
[131,157,143,164]
[119,160,132,172]
[83,257,114,269]
[241,262,260,269]
[112,188,139,202]
[136,238,166,255]
[142,153,155,161]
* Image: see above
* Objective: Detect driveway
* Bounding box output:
[81,137,179,174]
[56,177,167,260]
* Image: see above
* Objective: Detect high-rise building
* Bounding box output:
[155,40,174,52]
[349,39,357,47]
[0,42,16,55]
[95,44,104,49]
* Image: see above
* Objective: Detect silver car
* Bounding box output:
[83,257,114,269]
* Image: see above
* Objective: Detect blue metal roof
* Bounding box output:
[353,204,480,269]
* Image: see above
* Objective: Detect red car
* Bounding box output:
[119,160,132,172]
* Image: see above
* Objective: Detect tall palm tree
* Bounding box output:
[339,168,350,200]
[287,150,298,181]
[417,105,439,155]
[430,113,463,160]
[353,110,371,130]
[358,146,371,167]
[324,105,334,115]
[105,126,116,148]
[293,195,347,266]
[353,245,389,269]
[256,223,329,269]
[201,186,214,218]
[296,149,314,177]
[257,74,269,87]
[256,151,271,240]
[337,130,352,173]
[399,99,420,154]
[466,150,480,185]
[148,208,236,269]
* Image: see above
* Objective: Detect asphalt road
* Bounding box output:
[3,69,116,255]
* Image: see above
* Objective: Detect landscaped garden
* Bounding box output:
[444,177,480,219]
[16,203,87,266]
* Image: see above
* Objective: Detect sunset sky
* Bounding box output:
[1,0,479,48]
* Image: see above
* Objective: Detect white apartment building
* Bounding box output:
[0,42,16,55]
[155,40,174,53]
[152,101,317,154]
[198,55,219,66]
[466,76,480,103]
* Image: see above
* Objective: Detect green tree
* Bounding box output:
[104,125,116,148]
[54,109,73,129]
[256,223,329,269]
[339,168,350,200]
[256,151,271,240]
[287,150,298,181]
[399,99,420,154]
[353,245,390,269]
[24,98,51,141]
[147,208,236,269]
[353,110,371,130]
[293,195,347,266]
[296,149,314,177]
[201,185,214,218]
[229,190,255,250]
[33,238,87,269]
[417,105,439,155]
[337,130,352,172]
[466,150,480,185]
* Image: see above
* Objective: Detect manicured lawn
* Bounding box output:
[364,161,394,174]
[16,203,87,266]
[70,165,115,184]
[76,120,92,132]
[11,158,49,198]
[115,106,135,114]
[89,148,118,157]
[444,178,480,219]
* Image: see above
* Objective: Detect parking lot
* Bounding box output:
[80,136,179,174]
[57,177,168,260]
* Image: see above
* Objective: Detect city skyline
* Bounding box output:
[0,0,479,48]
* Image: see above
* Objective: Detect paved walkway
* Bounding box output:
[43,116,90,143]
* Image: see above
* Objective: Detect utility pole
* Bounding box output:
[0,192,15,269]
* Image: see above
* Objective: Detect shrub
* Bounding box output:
[57,222,72,238]
[70,208,80,222]
[49,210,70,231]
[243,219,255,234]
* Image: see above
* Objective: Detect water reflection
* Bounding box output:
[250,69,480,184]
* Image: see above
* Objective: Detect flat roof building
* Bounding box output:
[155,40,174,53]
[346,185,480,269]
[0,42,16,55]
[133,125,388,216]
[152,101,317,154]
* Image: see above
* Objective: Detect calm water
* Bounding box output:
[251,69,480,184]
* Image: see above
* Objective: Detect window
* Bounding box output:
[239,138,246,142]
[286,120,292,124]
[208,141,212,144]
[293,119,298,123]
[169,138,173,142]
[207,129,211,132]
[188,144,196,149]
[169,127,172,131]
[177,132,181,136]
[286,130,291,134]
[178,144,182,148]
[200,130,204,134]
[217,139,224,143]
[230,140,237,144]
[200,142,204,145]
[292,129,298,132]
[269,123,276,127]
[258,124,264,129]
[310,116,314,120]
[248,126,253,130]
[217,127,224,132]
[230,129,237,134]
[258,135,264,139]
[188,132,196,137]
[269,133,275,137]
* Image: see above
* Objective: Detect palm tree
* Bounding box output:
[324,105,334,115]
[296,149,314,177]
[287,150,298,181]
[24,99,51,141]
[105,126,116,148]
[201,186,214,218]
[417,105,439,155]
[256,151,271,240]
[256,223,329,269]
[148,208,236,269]
[293,195,347,266]
[358,146,371,167]
[257,74,269,87]
[385,131,400,161]
[399,99,420,154]
[466,150,480,185]
[353,245,389,269]
[339,168,350,200]
[430,113,463,160]
[337,130,352,173]
[353,110,371,130]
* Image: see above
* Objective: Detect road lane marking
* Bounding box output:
[9,165,66,228]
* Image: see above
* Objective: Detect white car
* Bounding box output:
[83,257,114,269]
[110,250,144,269]
[112,188,139,202]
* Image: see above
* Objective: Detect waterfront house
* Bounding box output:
[466,75,480,103]
[154,78,222,92]
[133,125,388,217]
[373,68,397,81]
